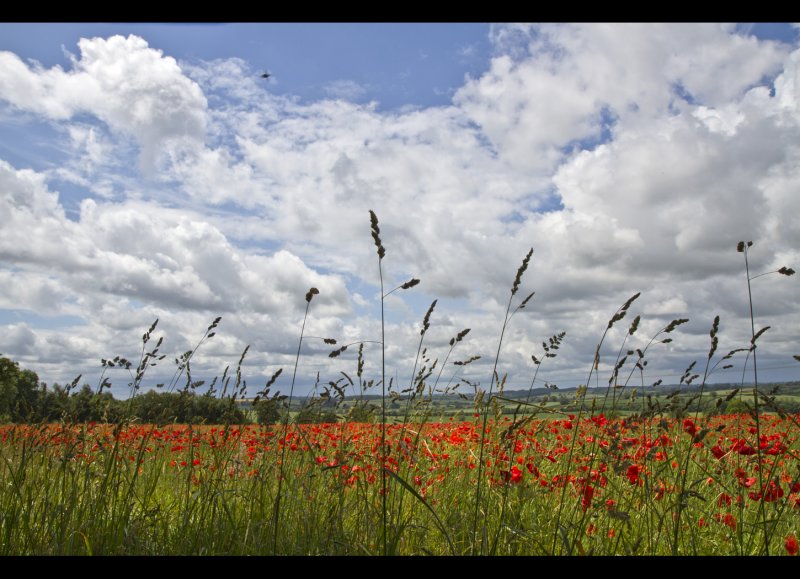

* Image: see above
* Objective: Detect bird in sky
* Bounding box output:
[260,72,271,79]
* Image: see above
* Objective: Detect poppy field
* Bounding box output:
[0,216,797,555]
[1,409,798,555]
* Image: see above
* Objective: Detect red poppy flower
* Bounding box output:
[717,492,732,507]
[720,513,736,530]
[786,535,798,556]
[626,464,641,485]
[581,485,594,511]
[734,439,757,455]
[762,480,784,503]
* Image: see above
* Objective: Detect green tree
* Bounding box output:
[14,368,40,421]
[254,398,282,425]
[0,357,44,422]
[0,357,20,422]
[193,394,247,425]
[36,383,71,421]
[67,384,96,422]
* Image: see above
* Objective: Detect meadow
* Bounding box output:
[0,214,797,556]
[0,412,798,555]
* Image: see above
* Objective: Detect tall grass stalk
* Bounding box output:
[272,286,318,554]
[471,248,534,555]
[367,210,388,555]
[737,240,795,554]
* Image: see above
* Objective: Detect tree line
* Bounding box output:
[0,356,278,425]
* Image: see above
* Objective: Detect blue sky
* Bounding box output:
[0,23,799,398]
[0,23,492,111]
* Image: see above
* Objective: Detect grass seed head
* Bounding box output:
[511,249,533,296]
[369,210,385,260]
[305,287,320,303]
[421,299,437,336]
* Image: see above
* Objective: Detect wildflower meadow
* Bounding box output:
[0,212,797,556]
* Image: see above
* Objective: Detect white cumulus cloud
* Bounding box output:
[0,34,208,171]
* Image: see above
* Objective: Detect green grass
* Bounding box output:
[0,413,797,555]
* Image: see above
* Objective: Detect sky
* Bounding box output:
[0,23,799,400]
